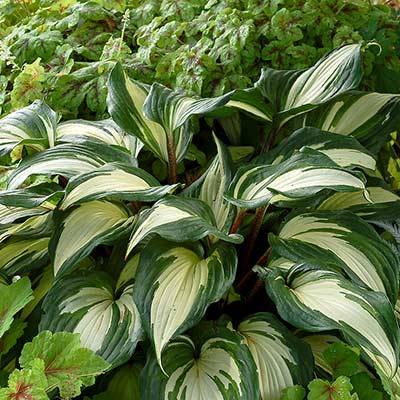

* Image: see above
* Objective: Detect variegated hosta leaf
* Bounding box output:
[126,195,242,257]
[57,118,144,157]
[7,140,137,190]
[60,162,180,210]
[50,200,134,277]
[107,63,232,163]
[0,100,57,156]
[0,182,63,208]
[0,238,49,275]
[238,313,313,400]
[270,211,399,303]
[317,186,400,220]
[141,326,259,399]
[260,127,376,171]
[301,91,400,153]
[225,149,366,209]
[255,44,362,122]
[40,268,142,367]
[134,238,237,366]
[266,264,400,378]
[225,87,273,122]
[0,212,51,244]
[182,134,235,234]
[0,204,49,224]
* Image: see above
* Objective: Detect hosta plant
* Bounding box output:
[0,43,399,399]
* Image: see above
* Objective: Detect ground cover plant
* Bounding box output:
[0,0,399,120]
[0,43,400,399]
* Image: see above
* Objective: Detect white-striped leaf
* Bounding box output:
[225,149,366,209]
[238,313,313,400]
[0,100,57,155]
[301,91,400,153]
[40,267,143,367]
[317,186,400,220]
[0,212,51,244]
[270,211,399,302]
[107,63,232,163]
[182,134,236,234]
[0,182,64,208]
[0,238,49,275]
[57,118,144,157]
[255,44,362,123]
[266,264,400,378]
[260,127,376,171]
[7,140,137,190]
[134,238,237,366]
[50,200,134,277]
[0,204,49,225]
[60,162,180,210]
[141,325,259,399]
[126,195,242,257]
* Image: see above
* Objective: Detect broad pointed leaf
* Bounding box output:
[256,44,362,123]
[107,63,233,163]
[0,100,57,156]
[0,277,33,338]
[126,195,242,256]
[57,118,144,157]
[134,238,237,366]
[226,149,366,209]
[141,325,259,400]
[270,211,399,302]
[40,267,143,367]
[7,140,136,190]
[301,91,400,153]
[182,134,236,233]
[238,312,313,400]
[260,127,376,171]
[0,204,49,224]
[60,162,180,210]
[266,265,400,378]
[50,200,134,277]
[19,331,110,399]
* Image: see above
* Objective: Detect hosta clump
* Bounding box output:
[0,43,400,399]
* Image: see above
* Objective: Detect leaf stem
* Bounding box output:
[260,123,280,154]
[229,209,247,234]
[167,138,177,184]
[238,205,267,280]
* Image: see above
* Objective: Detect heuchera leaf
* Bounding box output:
[323,341,360,378]
[308,376,353,400]
[19,331,110,399]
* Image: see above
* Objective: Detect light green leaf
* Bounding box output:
[7,139,137,190]
[0,319,27,357]
[323,341,360,378]
[0,277,33,338]
[182,134,236,233]
[19,331,110,399]
[238,312,313,400]
[40,269,142,367]
[134,238,237,366]
[270,211,399,302]
[126,195,242,257]
[256,44,362,123]
[50,200,134,277]
[280,386,306,400]
[266,265,400,378]
[226,149,366,209]
[308,376,353,400]
[0,100,57,156]
[301,91,400,153]
[141,325,259,400]
[60,162,180,210]
[0,358,48,400]
[57,118,144,157]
